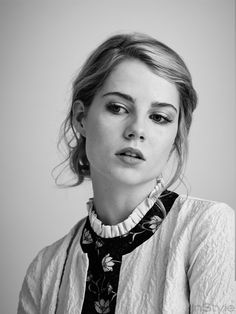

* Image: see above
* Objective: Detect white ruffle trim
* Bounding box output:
[87,179,164,238]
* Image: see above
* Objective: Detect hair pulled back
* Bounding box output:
[56,33,197,189]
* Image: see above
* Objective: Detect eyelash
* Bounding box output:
[106,103,127,114]
[106,103,173,125]
[149,113,172,124]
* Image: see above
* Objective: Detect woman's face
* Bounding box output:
[81,58,179,187]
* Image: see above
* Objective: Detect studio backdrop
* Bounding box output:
[1,0,235,313]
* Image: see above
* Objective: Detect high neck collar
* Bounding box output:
[87,179,165,238]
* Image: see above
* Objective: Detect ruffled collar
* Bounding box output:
[87,179,165,238]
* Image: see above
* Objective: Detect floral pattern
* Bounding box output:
[107,284,113,295]
[86,271,93,282]
[94,299,110,313]
[80,190,178,314]
[148,215,162,232]
[82,228,93,244]
[102,254,115,272]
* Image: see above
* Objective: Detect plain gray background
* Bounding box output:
[1,0,235,312]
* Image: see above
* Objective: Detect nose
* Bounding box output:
[123,118,146,142]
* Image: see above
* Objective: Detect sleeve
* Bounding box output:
[188,202,236,313]
[17,249,44,314]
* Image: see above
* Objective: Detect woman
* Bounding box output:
[18,33,235,313]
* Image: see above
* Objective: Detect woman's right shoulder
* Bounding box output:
[34,217,87,269]
[21,217,87,288]
[17,217,87,313]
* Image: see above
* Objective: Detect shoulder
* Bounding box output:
[23,217,87,285]
[173,195,235,263]
[168,194,235,253]
[18,217,87,313]
[177,197,236,304]
[37,217,87,268]
[175,194,234,228]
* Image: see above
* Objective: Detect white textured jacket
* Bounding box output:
[18,195,236,314]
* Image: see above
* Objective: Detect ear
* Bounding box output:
[72,100,87,137]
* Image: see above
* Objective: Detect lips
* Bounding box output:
[115,147,145,160]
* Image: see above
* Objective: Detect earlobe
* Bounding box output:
[72,100,86,137]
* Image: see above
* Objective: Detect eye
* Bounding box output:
[149,113,172,124]
[106,103,128,114]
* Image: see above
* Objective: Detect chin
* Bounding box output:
[108,170,157,187]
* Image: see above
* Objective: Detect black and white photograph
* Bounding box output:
[1,0,235,313]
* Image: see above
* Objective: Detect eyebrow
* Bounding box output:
[102,91,178,113]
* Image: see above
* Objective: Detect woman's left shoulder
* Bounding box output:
[176,194,235,231]
[179,196,236,307]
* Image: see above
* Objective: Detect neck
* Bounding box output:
[91,174,156,225]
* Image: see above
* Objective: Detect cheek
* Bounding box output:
[86,120,109,147]
[85,127,100,162]
[150,127,177,161]
[84,118,111,164]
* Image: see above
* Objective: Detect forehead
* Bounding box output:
[99,58,179,106]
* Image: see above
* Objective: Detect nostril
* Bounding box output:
[128,133,135,138]
[124,129,145,141]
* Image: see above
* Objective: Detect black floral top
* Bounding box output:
[80,190,178,314]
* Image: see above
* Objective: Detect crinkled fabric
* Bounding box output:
[17,196,236,314]
[80,192,177,314]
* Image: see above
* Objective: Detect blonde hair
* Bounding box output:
[55,32,197,189]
